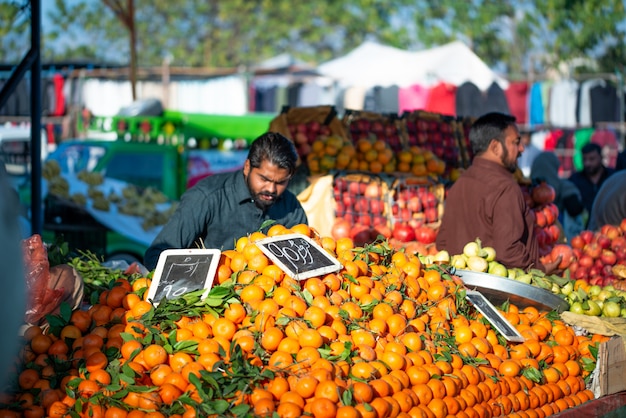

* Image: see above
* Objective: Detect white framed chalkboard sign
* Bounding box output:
[254,233,342,281]
[146,249,221,305]
[465,290,525,343]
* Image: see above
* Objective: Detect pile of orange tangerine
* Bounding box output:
[306,136,446,178]
[0,223,604,418]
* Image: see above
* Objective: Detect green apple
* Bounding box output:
[463,241,481,258]
[488,261,508,277]
[450,255,467,269]
[516,274,533,285]
[596,289,614,301]
[569,301,585,315]
[588,285,602,297]
[584,300,602,316]
[466,256,488,272]
[602,301,621,318]
[560,281,574,296]
[432,250,450,264]
[508,268,518,280]
[483,247,496,262]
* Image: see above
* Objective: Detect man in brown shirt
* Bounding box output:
[436,112,560,273]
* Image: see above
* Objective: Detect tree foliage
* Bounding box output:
[0,0,32,62]
[1,0,625,77]
[411,0,626,75]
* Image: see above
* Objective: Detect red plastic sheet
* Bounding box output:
[553,392,626,418]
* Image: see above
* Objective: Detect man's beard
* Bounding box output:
[501,145,518,173]
[246,175,277,210]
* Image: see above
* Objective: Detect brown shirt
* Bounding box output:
[436,157,543,271]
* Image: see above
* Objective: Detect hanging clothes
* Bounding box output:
[343,86,366,110]
[540,81,552,125]
[505,81,529,125]
[424,82,457,117]
[548,79,579,128]
[572,128,595,172]
[528,82,544,127]
[455,81,483,118]
[52,74,66,116]
[398,84,429,113]
[576,78,605,126]
[590,82,620,124]
[484,82,510,115]
[378,85,399,114]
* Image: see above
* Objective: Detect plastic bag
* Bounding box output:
[22,235,84,326]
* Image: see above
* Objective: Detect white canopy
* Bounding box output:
[317,40,509,91]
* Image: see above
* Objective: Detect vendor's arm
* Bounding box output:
[144,187,212,271]
[492,188,543,271]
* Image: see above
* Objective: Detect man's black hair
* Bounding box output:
[248,132,298,175]
[469,112,517,156]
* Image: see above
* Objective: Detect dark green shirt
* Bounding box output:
[144,170,308,270]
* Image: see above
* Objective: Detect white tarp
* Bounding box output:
[317,40,509,91]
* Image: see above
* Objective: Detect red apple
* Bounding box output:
[359,182,367,195]
[370,200,384,215]
[600,225,621,239]
[579,254,594,268]
[535,210,547,228]
[547,224,560,243]
[573,248,583,259]
[348,181,360,195]
[424,207,439,224]
[600,250,617,266]
[415,225,437,244]
[392,223,415,243]
[611,236,626,251]
[567,260,579,274]
[364,183,381,199]
[620,218,626,233]
[596,234,611,250]
[407,197,422,213]
[358,214,372,227]
[543,205,556,225]
[574,266,589,280]
[615,246,626,261]
[580,230,594,244]
[584,243,602,259]
[570,235,585,250]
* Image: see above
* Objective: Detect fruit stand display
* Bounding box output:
[402,110,466,174]
[268,105,349,163]
[4,224,623,418]
[342,110,405,153]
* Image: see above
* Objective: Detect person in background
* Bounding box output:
[436,112,560,273]
[0,163,26,389]
[517,129,541,178]
[588,170,626,231]
[568,142,614,225]
[531,152,585,241]
[144,132,308,270]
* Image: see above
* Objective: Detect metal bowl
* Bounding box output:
[455,269,570,313]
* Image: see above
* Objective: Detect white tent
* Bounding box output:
[317,40,509,91]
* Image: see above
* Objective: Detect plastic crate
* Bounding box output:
[389,176,445,228]
[333,173,392,228]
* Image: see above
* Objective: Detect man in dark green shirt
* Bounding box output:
[144,132,308,270]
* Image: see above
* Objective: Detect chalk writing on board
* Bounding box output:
[465,290,525,342]
[147,249,221,305]
[255,233,342,280]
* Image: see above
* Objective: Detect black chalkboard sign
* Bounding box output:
[147,249,221,305]
[255,233,342,280]
[465,290,525,342]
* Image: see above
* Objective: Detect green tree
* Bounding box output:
[41,0,414,68]
[410,0,626,76]
[0,0,31,62]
